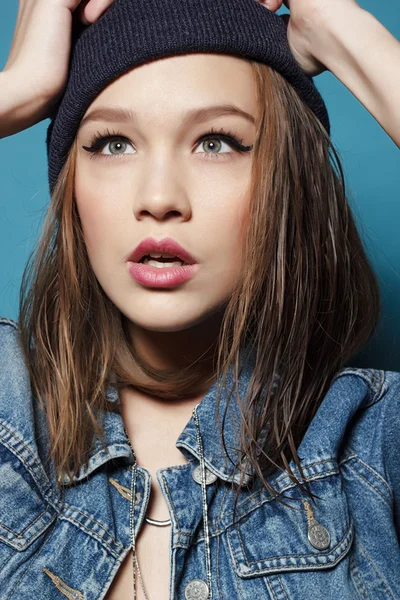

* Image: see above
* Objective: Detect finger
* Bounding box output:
[75,0,91,24]
[257,0,282,10]
[80,0,115,24]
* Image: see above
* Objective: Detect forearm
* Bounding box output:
[311,6,400,148]
[0,71,49,138]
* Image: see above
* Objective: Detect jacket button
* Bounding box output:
[185,579,209,599]
[308,522,331,550]
[192,464,218,485]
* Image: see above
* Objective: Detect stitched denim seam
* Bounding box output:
[352,455,393,499]
[0,505,52,538]
[182,435,337,484]
[216,485,230,524]
[0,423,58,509]
[266,577,279,600]
[58,512,122,556]
[274,457,339,486]
[0,425,124,552]
[5,518,57,600]
[216,526,222,600]
[357,537,394,598]
[212,467,340,531]
[235,521,352,565]
[333,369,385,407]
[160,473,179,529]
[0,318,18,328]
[160,461,194,473]
[276,575,289,599]
[68,505,124,546]
[349,550,371,600]
[338,451,357,466]
[232,556,246,600]
[344,459,392,507]
[0,547,15,573]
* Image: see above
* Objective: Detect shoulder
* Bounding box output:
[0,316,31,398]
[332,366,400,426]
[0,316,38,446]
[0,316,20,344]
[332,367,400,497]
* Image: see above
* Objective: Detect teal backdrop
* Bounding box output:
[0,1,399,369]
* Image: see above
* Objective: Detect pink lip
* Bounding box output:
[128,237,197,265]
[127,262,198,288]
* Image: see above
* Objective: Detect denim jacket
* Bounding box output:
[0,315,399,600]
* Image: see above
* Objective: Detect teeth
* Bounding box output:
[144,258,184,268]
[148,253,178,259]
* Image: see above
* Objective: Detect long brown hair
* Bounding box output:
[18,60,380,512]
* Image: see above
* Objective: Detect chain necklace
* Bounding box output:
[126,402,212,599]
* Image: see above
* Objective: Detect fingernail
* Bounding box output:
[258,0,272,9]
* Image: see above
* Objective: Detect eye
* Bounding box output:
[101,138,135,156]
[195,136,234,158]
[194,126,253,160]
[81,126,253,161]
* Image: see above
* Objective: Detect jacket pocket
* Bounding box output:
[0,442,56,552]
[227,464,353,578]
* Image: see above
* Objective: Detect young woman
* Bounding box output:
[0,0,399,599]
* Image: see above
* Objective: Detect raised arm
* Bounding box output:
[0,0,116,139]
[264,0,400,148]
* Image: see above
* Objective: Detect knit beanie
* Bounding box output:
[46,0,330,195]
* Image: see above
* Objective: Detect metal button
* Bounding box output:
[192,464,218,485]
[308,522,331,550]
[185,579,210,600]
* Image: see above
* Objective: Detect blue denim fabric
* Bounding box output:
[0,315,399,599]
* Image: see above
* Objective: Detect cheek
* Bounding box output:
[75,176,126,245]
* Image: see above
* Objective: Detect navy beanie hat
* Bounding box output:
[46,0,330,195]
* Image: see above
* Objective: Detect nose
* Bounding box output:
[133,153,192,223]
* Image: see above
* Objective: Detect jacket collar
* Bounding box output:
[61,344,258,486]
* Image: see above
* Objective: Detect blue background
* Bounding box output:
[0,1,399,369]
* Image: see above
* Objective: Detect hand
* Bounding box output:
[258,0,361,77]
[1,0,116,136]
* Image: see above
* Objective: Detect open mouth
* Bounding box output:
[139,256,186,267]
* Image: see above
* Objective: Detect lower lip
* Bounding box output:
[127,261,198,288]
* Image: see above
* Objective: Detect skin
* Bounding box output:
[75,52,258,385]
[261,0,400,146]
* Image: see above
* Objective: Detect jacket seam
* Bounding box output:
[0,422,60,510]
[0,506,52,538]
[0,423,123,556]
[350,552,371,600]
[276,575,289,599]
[230,521,353,574]
[343,455,392,507]
[0,318,18,330]
[5,518,57,600]
[211,467,340,532]
[333,368,385,406]
[235,520,352,565]
[357,536,395,599]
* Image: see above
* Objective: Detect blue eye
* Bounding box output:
[82,126,253,161]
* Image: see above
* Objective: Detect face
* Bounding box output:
[75,53,257,340]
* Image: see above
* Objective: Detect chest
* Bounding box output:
[105,473,173,600]
[104,530,171,600]
[1,451,400,599]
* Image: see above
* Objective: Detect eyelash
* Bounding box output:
[81,126,253,161]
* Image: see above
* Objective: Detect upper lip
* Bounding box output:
[128,237,197,265]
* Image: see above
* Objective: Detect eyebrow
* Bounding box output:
[78,104,256,131]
